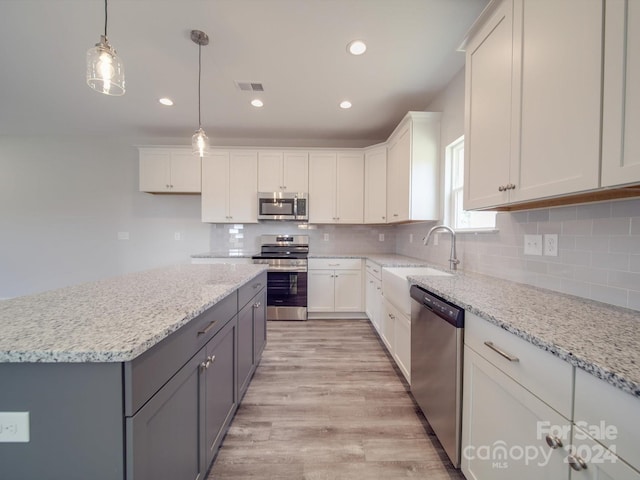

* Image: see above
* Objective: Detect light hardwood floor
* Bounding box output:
[208,319,465,479]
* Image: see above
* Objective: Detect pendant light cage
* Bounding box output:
[86,0,125,96]
[191,30,210,157]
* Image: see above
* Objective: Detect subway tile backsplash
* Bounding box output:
[209,222,396,256]
[207,198,640,311]
[396,198,640,311]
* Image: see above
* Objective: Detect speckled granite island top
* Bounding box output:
[407,271,640,398]
[0,264,267,363]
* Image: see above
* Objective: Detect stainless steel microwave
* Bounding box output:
[258,192,308,221]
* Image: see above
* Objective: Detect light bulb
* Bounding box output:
[98,51,115,94]
[86,35,125,96]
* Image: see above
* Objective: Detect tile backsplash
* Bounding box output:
[396,198,640,311]
[209,222,396,256]
[207,198,640,311]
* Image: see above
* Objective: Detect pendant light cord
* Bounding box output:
[198,43,202,128]
[104,0,108,37]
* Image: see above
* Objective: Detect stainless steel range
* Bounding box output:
[252,235,308,321]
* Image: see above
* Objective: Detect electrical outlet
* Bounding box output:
[378,233,384,242]
[409,233,413,243]
[117,231,129,241]
[174,232,181,241]
[323,233,329,241]
[524,234,543,256]
[0,412,29,442]
[543,234,558,256]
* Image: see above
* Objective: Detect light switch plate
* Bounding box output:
[378,233,384,242]
[323,233,329,241]
[117,231,130,241]
[524,234,543,256]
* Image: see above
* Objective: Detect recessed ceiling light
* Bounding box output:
[347,40,367,55]
[159,97,174,106]
[340,100,352,109]
[251,99,264,108]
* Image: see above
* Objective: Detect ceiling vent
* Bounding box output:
[235,81,264,92]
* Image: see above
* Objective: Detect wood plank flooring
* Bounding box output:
[208,319,465,480]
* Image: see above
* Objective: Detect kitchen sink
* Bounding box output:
[382,266,453,316]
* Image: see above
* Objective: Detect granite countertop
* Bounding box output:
[310,253,429,267]
[0,264,268,363]
[407,270,640,398]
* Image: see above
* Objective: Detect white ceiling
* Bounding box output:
[0,0,488,146]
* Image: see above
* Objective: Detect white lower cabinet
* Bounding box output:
[379,298,411,383]
[568,425,640,480]
[365,263,383,334]
[391,303,410,383]
[462,347,570,479]
[573,368,640,475]
[462,312,573,480]
[308,258,363,314]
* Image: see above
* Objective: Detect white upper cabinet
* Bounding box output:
[257,151,308,192]
[464,0,603,209]
[386,112,440,223]
[464,0,514,210]
[202,150,258,223]
[511,0,602,203]
[602,0,640,187]
[139,147,201,193]
[364,145,387,224]
[309,151,364,224]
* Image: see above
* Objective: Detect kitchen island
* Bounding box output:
[0,263,268,480]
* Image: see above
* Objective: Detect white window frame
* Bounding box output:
[444,136,497,232]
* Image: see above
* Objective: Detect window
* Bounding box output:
[446,136,496,231]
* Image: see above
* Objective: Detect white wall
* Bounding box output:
[395,68,640,311]
[0,136,210,298]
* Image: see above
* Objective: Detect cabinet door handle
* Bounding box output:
[197,320,217,337]
[253,282,262,289]
[483,341,519,362]
[253,301,261,308]
[508,183,516,190]
[545,435,563,449]
[388,313,395,319]
[200,355,216,370]
[393,213,399,217]
[498,185,505,192]
[567,454,587,471]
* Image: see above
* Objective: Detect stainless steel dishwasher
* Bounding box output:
[410,284,464,468]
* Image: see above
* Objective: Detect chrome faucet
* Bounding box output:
[423,225,460,271]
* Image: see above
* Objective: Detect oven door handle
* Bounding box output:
[267,267,308,273]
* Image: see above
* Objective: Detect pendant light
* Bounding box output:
[86,0,125,96]
[191,30,210,157]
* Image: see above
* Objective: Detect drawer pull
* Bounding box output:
[253,301,261,308]
[328,263,340,267]
[197,320,217,337]
[200,355,216,370]
[484,341,519,362]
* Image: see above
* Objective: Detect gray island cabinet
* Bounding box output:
[0,264,267,480]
